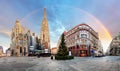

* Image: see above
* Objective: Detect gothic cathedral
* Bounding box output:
[40,8,50,53]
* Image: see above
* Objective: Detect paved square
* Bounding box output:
[0,56,120,71]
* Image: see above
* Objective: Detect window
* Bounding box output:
[77,35,79,38]
[81,34,87,38]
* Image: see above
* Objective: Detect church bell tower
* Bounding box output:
[40,8,50,52]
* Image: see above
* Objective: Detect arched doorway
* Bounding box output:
[24,47,26,56]
[20,47,22,53]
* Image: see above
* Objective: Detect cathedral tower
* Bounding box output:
[40,8,50,52]
[14,20,23,36]
[11,20,28,56]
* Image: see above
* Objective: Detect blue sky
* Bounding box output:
[0,0,120,52]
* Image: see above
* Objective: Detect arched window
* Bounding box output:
[43,34,45,41]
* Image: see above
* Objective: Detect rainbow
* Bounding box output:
[21,6,113,52]
[75,7,112,52]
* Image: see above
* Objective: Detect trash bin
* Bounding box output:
[37,54,40,58]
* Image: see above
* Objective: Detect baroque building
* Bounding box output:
[40,8,50,53]
[108,32,120,56]
[64,24,103,57]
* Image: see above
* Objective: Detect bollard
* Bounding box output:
[51,55,53,60]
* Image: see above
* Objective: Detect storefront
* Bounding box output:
[69,45,89,57]
[79,47,88,57]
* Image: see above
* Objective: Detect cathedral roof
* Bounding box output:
[15,20,21,26]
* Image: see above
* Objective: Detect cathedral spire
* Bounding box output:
[15,19,20,27]
[14,19,23,35]
[44,7,47,18]
[40,8,50,51]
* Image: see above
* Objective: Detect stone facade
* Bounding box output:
[6,48,11,56]
[10,20,38,56]
[10,20,28,56]
[0,46,3,56]
[10,8,51,56]
[108,32,120,56]
[51,47,57,55]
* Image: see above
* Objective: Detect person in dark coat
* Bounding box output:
[91,49,95,57]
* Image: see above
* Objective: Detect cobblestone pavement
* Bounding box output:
[0,56,119,71]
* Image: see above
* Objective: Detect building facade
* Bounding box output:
[6,48,11,56]
[64,24,102,57]
[10,20,38,56]
[10,20,29,56]
[108,32,120,56]
[27,30,37,54]
[0,46,3,56]
[40,8,50,53]
[51,47,57,55]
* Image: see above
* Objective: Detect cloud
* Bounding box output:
[49,19,66,47]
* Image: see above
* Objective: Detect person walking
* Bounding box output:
[91,49,95,58]
[51,55,54,60]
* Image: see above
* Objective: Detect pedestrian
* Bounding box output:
[37,52,41,58]
[91,49,95,58]
[51,55,53,60]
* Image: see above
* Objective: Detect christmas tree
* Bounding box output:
[55,33,74,60]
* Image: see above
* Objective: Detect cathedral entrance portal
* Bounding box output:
[20,47,22,53]
[24,47,26,56]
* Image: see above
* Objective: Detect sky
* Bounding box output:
[0,0,120,53]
